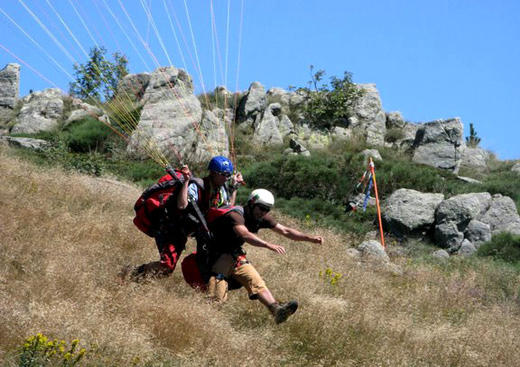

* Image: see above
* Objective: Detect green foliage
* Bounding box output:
[302,65,363,129]
[69,46,128,102]
[64,117,113,153]
[466,122,481,147]
[477,232,520,264]
[385,127,405,143]
[18,333,87,367]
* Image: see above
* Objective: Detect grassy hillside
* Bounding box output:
[1,145,520,366]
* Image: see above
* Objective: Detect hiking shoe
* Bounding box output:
[273,301,298,324]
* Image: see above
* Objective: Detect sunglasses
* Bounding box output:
[218,171,232,178]
[256,204,271,213]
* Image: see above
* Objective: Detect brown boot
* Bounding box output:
[270,301,298,324]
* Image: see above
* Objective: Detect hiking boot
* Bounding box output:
[272,301,298,324]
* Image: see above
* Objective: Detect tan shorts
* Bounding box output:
[211,254,268,300]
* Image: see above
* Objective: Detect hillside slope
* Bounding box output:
[1,146,519,366]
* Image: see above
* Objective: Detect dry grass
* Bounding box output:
[1,145,520,366]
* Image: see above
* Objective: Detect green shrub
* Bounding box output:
[302,66,364,130]
[477,232,520,264]
[64,117,113,153]
[385,127,405,143]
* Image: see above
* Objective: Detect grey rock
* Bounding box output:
[361,149,382,166]
[4,136,51,151]
[0,63,20,123]
[386,111,405,129]
[238,82,267,125]
[464,220,491,248]
[512,162,520,174]
[116,72,151,104]
[461,146,490,170]
[331,126,352,141]
[435,221,464,251]
[479,194,520,235]
[435,192,492,228]
[351,84,386,146]
[383,189,444,235]
[457,239,477,257]
[65,98,104,126]
[456,176,482,184]
[357,240,390,263]
[182,109,229,162]
[346,248,361,259]
[11,88,64,134]
[127,67,207,162]
[432,249,450,260]
[412,118,464,173]
[253,103,283,145]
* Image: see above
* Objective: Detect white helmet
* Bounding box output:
[247,189,275,208]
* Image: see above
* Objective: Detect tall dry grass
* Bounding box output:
[1,145,520,366]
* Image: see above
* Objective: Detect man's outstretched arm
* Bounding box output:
[233,224,286,254]
[271,223,324,245]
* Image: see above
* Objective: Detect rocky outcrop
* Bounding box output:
[11,88,64,134]
[383,189,444,236]
[479,194,520,235]
[237,81,267,128]
[412,118,464,173]
[65,98,104,126]
[460,146,490,170]
[433,192,520,252]
[2,136,51,151]
[511,162,520,174]
[0,63,20,124]
[284,137,310,157]
[253,103,285,145]
[350,84,386,146]
[127,67,228,162]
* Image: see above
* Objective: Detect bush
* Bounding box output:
[477,232,520,264]
[64,117,113,153]
[302,66,363,130]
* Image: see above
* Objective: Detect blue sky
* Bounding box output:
[1,0,519,159]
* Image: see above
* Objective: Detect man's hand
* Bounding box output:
[181,165,192,180]
[312,236,324,245]
[266,243,286,255]
[232,172,245,186]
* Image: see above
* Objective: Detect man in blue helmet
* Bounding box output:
[177,155,244,213]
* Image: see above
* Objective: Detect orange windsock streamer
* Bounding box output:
[369,157,385,248]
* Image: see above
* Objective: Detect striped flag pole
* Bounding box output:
[369,157,385,248]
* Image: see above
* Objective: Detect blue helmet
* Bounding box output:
[208,156,233,175]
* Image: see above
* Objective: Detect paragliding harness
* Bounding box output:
[133,166,205,238]
[182,205,245,291]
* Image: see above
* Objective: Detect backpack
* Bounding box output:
[133,169,186,237]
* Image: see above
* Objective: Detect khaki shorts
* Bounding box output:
[210,254,268,301]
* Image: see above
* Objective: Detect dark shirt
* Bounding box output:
[209,206,277,255]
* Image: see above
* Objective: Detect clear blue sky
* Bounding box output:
[1,0,519,159]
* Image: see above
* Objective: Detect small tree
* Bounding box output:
[69,46,128,102]
[303,65,363,129]
[466,122,481,147]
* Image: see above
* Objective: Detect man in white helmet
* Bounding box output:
[205,188,323,324]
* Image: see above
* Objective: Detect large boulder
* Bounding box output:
[383,189,444,235]
[65,98,104,126]
[0,63,20,124]
[435,192,492,228]
[237,81,267,127]
[435,221,464,251]
[127,67,225,163]
[412,118,464,173]
[460,146,490,170]
[182,109,229,162]
[253,103,289,145]
[511,162,520,174]
[266,87,306,123]
[350,84,386,146]
[116,72,151,105]
[3,136,51,151]
[11,88,64,134]
[464,220,491,247]
[479,194,520,235]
